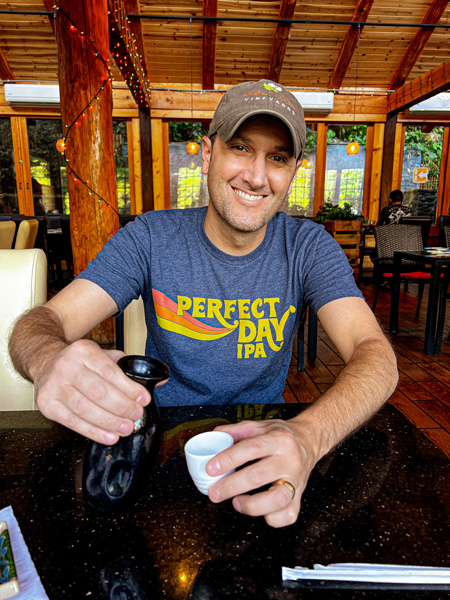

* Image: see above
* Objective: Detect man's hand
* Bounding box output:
[35,339,153,445]
[206,419,317,528]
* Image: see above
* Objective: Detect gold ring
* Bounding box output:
[272,479,295,500]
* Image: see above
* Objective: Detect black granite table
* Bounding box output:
[1,404,450,599]
[390,250,450,354]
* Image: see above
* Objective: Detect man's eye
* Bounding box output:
[272,155,287,163]
[231,145,247,152]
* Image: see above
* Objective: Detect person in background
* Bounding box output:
[9,79,398,528]
[376,189,413,225]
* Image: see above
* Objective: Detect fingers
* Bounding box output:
[233,485,301,528]
[36,340,153,442]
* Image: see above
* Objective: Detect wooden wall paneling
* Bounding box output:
[151,118,166,211]
[202,0,218,90]
[379,112,398,210]
[313,123,327,215]
[362,124,374,220]
[10,116,33,215]
[139,108,153,212]
[392,122,405,190]
[436,125,450,221]
[368,122,385,223]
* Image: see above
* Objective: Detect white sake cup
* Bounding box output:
[184,431,235,495]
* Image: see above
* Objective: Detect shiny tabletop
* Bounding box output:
[1,404,450,599]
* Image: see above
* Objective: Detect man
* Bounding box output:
[9,79,398,528]
[376,189,413,225]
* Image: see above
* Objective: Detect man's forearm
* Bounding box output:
[9,306,68,383]
[292,334,398,464]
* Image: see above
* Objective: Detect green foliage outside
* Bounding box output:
[316,200,361,222]
[404,126,443,180]
[327,125,367,146]
[177,166,202,208]
[340,169,364,203]
[169,122,208,143]
[289,167,312,210]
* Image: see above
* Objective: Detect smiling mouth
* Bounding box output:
[232,187,265,201]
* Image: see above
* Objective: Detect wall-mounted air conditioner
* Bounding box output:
[292,92,334,113]
[4,84,60,107]
[409,92,450,115]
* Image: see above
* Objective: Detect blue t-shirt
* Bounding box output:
[79,208,363,406]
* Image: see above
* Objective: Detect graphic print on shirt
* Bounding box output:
[153,288,296,359]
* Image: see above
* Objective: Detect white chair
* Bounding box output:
[14,218,39,249]
[0,249,47,410]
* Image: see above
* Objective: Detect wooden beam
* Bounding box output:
[0,47,15,81]
[151,119,170,211]
[387,60,450,114]
[42,0,56,34]
[56,0,119,344]
[313,123,327,215]
[108,0,151,109]
[267,0,297,83]
[391,122,405,190]
[202,0,218,90]
[328,0,374,90]
[390,0,449,90]
[379,112,398,210]
[368,123,384,222]
[436,125,450,221]
[362,124,374,219]
[139,108,154,212]
[131,117,143,213]
[124,0,148,76]
[10,117,33,215]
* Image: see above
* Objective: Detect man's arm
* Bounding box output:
[9,279,152,444]
[206,297,398,527]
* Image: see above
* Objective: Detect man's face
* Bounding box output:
[201,114,300,237]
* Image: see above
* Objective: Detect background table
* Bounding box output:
[390,250,450,354]
[1,404,450,599]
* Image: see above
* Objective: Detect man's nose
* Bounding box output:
[242,154,269,190]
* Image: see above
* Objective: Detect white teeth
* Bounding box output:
[234,188,264,201]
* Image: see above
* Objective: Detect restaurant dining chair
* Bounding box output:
[438,215,450,247]
[0,248,47,410]
[434,225,450,353]
[0,221,16,249]
[372,224,430,318]
[14,218,39,249]
[399,215,432,247]
[297,305,317,371]
[116,296,147,355]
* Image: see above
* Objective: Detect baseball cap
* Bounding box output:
[208,79,306,160]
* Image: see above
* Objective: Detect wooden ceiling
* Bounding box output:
[0,0,449,96]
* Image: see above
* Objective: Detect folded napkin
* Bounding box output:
[282,563,450,584]
[0,507,48,599]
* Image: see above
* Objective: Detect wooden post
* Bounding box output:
[313,123,327,215]
[139,108,154,212]
[10,117,33,215]
[362,124,374,220]
[368,123,384,222]
[56,0,119,345]
[379,112,398,210]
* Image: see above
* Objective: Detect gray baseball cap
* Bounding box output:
[208,79,306,160]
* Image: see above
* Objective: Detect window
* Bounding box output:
[0,118,18,214]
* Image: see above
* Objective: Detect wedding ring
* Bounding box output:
[272,479,295,500]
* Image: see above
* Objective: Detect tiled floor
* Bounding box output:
[285,281,450,458]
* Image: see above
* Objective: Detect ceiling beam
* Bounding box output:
[108,0,151,109]
[390,0,449,90]
[42,0,56,34]
[387,58,450,114]
[328,0,374,90]
[202,0,218,90]
[124,0,148,77]
[267,0,297,82]
[0,46,15,81]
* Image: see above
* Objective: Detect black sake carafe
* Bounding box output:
[82,355,170,511]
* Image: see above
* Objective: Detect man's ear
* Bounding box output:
[287,159,302,196]
[201,136,212,175]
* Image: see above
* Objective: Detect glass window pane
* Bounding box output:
[113,120,130,215]
[27,118,68,214]
[0,118,19,214]
[401,125,444,220]
[284,124,317,216]
[168,122,208,210]
[324,125,366,215]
